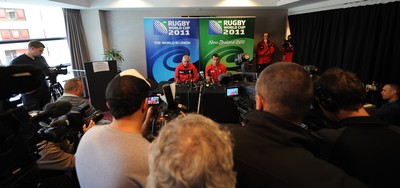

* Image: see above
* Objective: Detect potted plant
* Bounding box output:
[103,48,124,72]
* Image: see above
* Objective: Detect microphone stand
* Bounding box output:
[197,82,204,114]
[176,75,181,87]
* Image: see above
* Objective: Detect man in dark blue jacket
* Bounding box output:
[374,83,400,125]
[315,68,400,187]
[230,62,366,188]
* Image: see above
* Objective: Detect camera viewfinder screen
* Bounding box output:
[227,87,239,97]
[148,96,160,105]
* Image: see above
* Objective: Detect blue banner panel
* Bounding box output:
[144,18,200,83]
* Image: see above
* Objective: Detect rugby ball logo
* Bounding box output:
[154,21,168,35]
[209,20,222,34]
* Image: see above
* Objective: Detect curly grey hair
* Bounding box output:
[147,113,236,188]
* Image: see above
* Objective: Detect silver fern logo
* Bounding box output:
[154,21,168,35]
[209,20,222,34]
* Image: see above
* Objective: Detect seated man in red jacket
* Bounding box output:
[205,53,227,83]
[174,55,199,83]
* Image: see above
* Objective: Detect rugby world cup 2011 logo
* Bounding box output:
[153,20,168,35]
[208,20,222,35]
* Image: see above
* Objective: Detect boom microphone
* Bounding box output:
[49,112,84,131]
[32,100,72,122]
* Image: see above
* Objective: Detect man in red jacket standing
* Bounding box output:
[256,32,275,74]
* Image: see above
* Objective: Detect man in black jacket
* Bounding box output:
[11,40,51,110]
[374,83,400,125]
[314,68,400,188]
[230,62,366,188]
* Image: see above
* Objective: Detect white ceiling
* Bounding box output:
[0,0,398,15]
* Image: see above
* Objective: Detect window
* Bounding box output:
[0,29,30,40]
[0,8,25,20]
[20,29,29,38]
[0,9,5,18]
[15,9,25,20]
[0,29,11,39]
[11,30,20,39]
[0,6,72,82]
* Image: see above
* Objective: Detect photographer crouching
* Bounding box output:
[36,78,107,187]
[35,103,95,188]
[1,64,97,187]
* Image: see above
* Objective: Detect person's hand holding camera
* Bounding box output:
[83,120,95,133]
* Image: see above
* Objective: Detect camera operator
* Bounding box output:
[36,120,94,188]
[76,69,157,188]
[281,35,294,62]
[10,40,51,110]
[57,78,97,119]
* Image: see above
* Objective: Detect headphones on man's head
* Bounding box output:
[314,82,339,112]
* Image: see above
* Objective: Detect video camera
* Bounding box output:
[0,65,48,185]
[49,64,68,76]
[225,83,256,124]
[0,65,99,187]
[146,84,189,138]
[282,39,293,51]
[48,64,69,84]
[234,53,252,72]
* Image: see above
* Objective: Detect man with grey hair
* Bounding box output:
[174,55,199,83]
[230,62,366,187]
[147,114,236,188]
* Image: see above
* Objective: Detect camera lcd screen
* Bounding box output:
[226,87,239,97]
[148,96,160,105]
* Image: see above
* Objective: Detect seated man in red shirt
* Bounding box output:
[205,54,227,83]
[174,55,199,83]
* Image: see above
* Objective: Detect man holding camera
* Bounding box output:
[256,32,275,74]
[281,35,294,62]
[11,40,51,110]
[76,69,157,188]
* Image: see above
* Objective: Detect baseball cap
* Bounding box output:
[106,69,157,101]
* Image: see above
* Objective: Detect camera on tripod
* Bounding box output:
[48,64,69,85]
[50,64,68,76]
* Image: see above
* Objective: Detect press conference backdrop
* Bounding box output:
[144,17,255,83]
[144,18,200,83]
[199,17,255,72]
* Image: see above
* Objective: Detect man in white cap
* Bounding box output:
[75,69,157,188]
